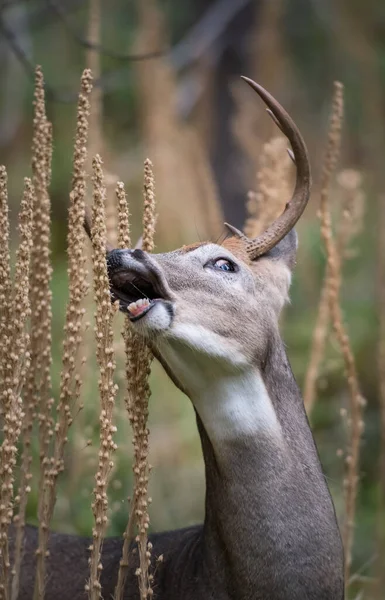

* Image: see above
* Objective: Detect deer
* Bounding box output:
[11,77,344,599]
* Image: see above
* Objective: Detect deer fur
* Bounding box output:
[12,231,344,599]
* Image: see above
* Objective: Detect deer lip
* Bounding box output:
[126,298,164,322]
[109,268,169,320]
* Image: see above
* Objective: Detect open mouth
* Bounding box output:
[109,269,168,322]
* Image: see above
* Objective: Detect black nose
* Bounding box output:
[106,248,147,273]
[107,249,126,272]
[131,248,146,261]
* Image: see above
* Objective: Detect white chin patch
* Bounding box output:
[133,301,172,334]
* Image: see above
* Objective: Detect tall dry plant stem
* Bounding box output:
[318,82,364,588]
[17,67,54,600]
[114,181,134,600]
[142,159,156,253]
[33,69,92,600]
[0,167,12,414]
[31,66,53,469]
[115,161,155,600]
[116,182,131,249]
[0,177,34,600]
[304,170,365,414]
[86,155,118,600]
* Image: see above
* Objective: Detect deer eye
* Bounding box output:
[212,258,236,272]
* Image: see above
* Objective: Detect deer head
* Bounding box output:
[105,78,311,402]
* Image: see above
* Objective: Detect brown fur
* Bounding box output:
[222,236,251,263]
[181,241,209,253]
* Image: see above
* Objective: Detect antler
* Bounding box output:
[225,77,311,259]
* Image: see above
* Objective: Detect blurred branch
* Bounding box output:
[169,0,251,71]
[0,14,69,102]
[0,1,31,146]
[0,3,164,104]
[0,13,35,78]
[46,0,166,61]
[0,0,25,10]
[0,0,87,30]
[84,0,252,114]
[0,0,252,107]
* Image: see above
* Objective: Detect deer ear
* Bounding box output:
[249,229,297,314]
[263,228,298,272]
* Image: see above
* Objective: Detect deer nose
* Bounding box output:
[106,249,127,272]
[131,248,146,261]
[107,248,147,273]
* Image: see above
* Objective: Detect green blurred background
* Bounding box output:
[1,0,385,597]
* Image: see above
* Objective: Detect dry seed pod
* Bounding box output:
[33,68,92,600]
[115,160,156,600]
[317,82,363,589]
[87,154,118,600]
[0,177,33,600]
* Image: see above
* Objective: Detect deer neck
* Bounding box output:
[158,329,343,598]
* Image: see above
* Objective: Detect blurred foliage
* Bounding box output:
[1,0,385,597]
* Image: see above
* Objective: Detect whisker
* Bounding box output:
[213,227,229,245]
[127,280,150,300]
[194,217,203,243]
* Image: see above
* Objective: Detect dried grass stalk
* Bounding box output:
[304,169,365,414]
[244,135,292,237]
[0,178,34,600]
[336,170,365,256]
[114,182,134,600]
[0,166,12,414]
[86,155,118,599]
[19,67,54,600]
[73,2,103,486]
[142,159,156,253]
[30,65,53,477]
[115,330,152,600]
[318,82,364,587]
[115,162,155,600]
[33,69,92,600]
[116,182,131,249]
[12,71,52,597]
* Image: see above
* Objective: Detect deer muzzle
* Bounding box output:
[107,248,174,322]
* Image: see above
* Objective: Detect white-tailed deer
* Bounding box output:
[12,78,344,599]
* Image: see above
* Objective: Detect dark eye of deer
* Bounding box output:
[213,258,235,272]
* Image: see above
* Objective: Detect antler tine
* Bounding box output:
[266,108,284,133]
[287,148,296,164]
[224,222,248,240]
[228,77,311,259]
